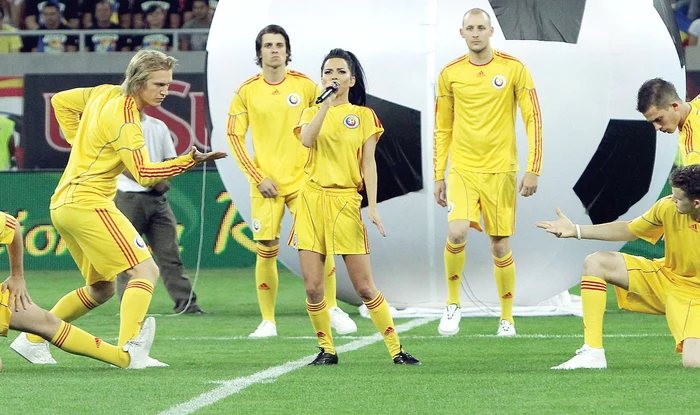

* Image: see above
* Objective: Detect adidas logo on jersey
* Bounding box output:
[501,292,513,299]
[272,89,280,95]
[691,223,698,232]
[258,283,271,290]
[477,70,485,77]
[448,274,460,281]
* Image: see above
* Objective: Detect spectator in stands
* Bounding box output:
[132,0,179,29]
[117,0,135,28]
[182,0,213,24]
[0,0,20,28]
[0,6,21,53]
[180,0,210,51]
[85,0,130,51]
[24,1,78,53]
[132,4,171,52]
[0,115,15,170]
[23,0,78,30]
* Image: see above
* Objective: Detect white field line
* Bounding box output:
[158,317,436,415]
[139,333,669,342]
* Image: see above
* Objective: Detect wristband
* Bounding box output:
[575,224,582,240]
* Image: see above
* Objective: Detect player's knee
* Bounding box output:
[88,281,116,304]
[354,284,377,303]
[490,238,510,257]
[582,252,616,280]
[305,285,324,304]
[447,226,468,244]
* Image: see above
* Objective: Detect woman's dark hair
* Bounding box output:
[321,48,367,106]
[255,24,291,67]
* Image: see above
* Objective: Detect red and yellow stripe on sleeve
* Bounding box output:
[529,88,543,175]
[131,148,195,178]
[226,114,264,184]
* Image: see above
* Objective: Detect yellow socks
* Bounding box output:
[444,240,466,306]
[323,255,338,308]
[581,276,607,348]
[365,292,401,357]
[306,299,335,355]
[255,243,279,324]
[51,321,130,368]
[27,286,99,344]
[118,279,154,347]
[494,252,516,325]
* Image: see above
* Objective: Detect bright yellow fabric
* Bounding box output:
[446,170,517,236]
[627,197,700,284]
[434,51,543,179]
[226,70,316,195]
[678,98,700,166]
[50,85,196,209]
[616,254,700,353]
[294,103,383,190]
[0,212,17,244]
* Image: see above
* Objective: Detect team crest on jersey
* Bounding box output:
[492,75,507,89]
[447,201,454,214]
[252,218,261,232]
[287,93,301,106]
[343,115,360,129]
[134,236,147,250]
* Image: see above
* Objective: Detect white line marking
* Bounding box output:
[158,317,436,415]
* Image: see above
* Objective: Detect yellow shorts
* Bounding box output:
[288,181,369,255]
[51,203,152,285]
[250,191,299,241]
[0,289,10,337]
[616,254,700,353]
[446,169,517,236]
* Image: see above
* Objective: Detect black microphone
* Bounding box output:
[315,83,339,104]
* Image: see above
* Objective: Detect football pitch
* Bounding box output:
[2,269,697,415]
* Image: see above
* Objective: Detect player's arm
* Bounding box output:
[515,65,543,177]
[0,214,32,311]
[225,91,268,187]
[433,69,453,206]
[114,118,223,187]
[300,81,337,148]
[50,87,96,145]
[536,208,637,241]
[362,133,386,237]
[682,132,700,166]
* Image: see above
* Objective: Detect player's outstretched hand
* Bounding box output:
[434,180,447,207]
[535,208,576,238]
[1,275,32,312]
[190,147,228,163]
[368,206,386,237]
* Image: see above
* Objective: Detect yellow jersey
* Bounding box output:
[227,70,317,196]
[50,85,196,209]
[294,103,384,190]
[628,196,700,285]
[434,50,543,179]
[678,98,700,166]
[0,213,17,244]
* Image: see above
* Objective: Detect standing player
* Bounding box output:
[1,212,159,369]
[536,165,700,369]
[637,78,700,166]
[433,8,543,336]
[291,48,419,366]
[10,49,226,364]
[227,25,357,338]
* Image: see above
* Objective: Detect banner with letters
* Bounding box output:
[0,170,255,270]
[22,73,211,169]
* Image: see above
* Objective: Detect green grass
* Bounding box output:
[1,269,697,415]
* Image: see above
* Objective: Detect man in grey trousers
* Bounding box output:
[115,112,205,314]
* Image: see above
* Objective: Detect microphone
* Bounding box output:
[315,83,339,104]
